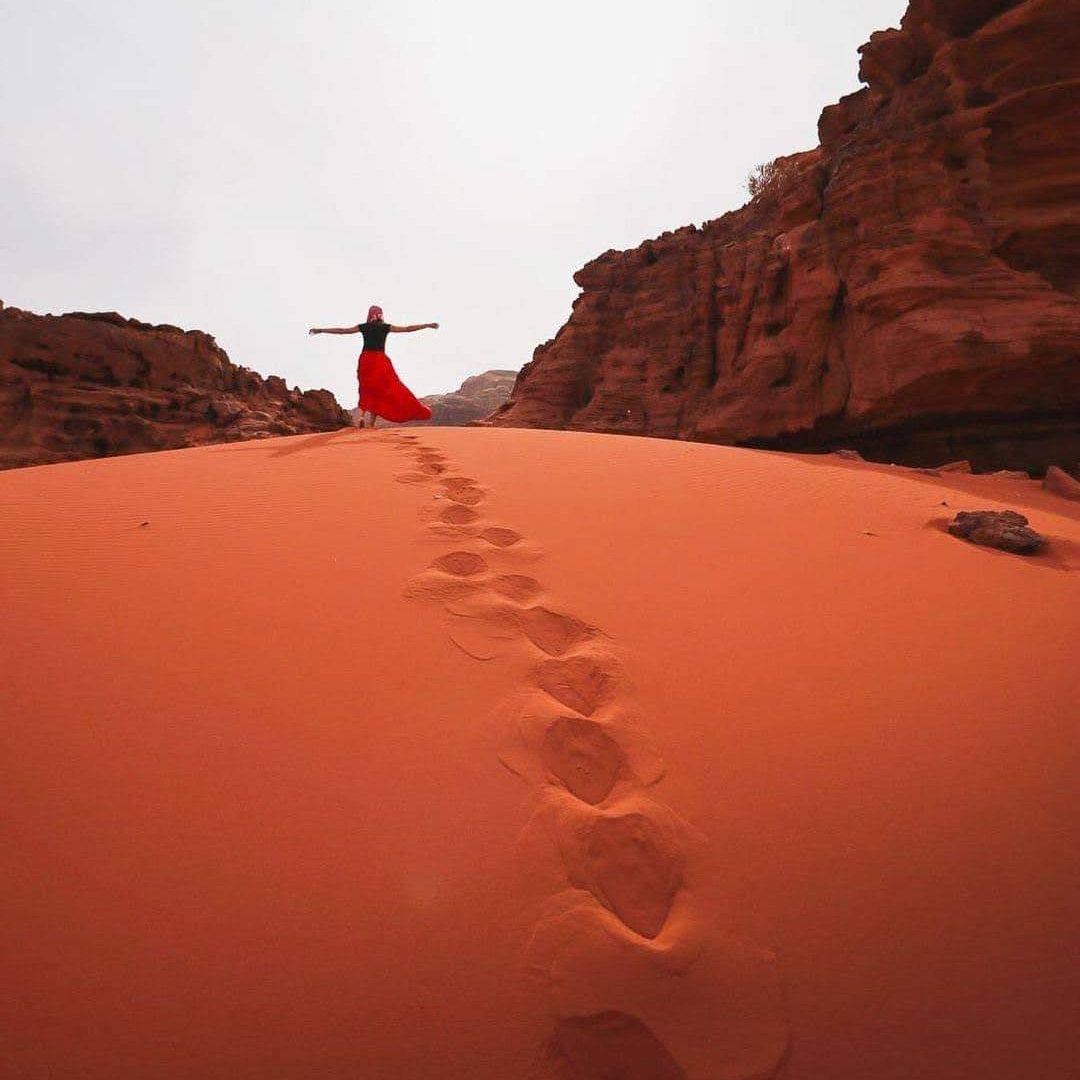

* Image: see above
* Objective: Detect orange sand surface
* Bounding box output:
[2,427,1078,1079]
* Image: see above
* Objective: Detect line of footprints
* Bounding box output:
[386,432,790,1080]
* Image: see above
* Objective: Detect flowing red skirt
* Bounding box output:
[357,350,431,423]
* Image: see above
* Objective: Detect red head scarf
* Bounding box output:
[367,305,384,323]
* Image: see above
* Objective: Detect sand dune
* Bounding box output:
[2,428,1077,1079]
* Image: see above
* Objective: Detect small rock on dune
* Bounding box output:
[1043,465,1080,501]
[947,510,1046,556]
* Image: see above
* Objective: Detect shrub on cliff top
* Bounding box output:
[747,157,800,200]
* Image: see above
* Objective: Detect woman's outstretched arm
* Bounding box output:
[308,325,361,335]
[389,322,439,333]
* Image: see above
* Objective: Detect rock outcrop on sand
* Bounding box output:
[947,508,1046,553]
[1043,464,1080,500]
[420,370,518,426]
[490,0,1080,474]
[0,305,349,470]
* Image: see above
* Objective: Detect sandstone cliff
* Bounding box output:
[0,305,349,470]
[490,0,1080,474]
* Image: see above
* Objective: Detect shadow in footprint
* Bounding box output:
[585,813,684,939]
[518,607,596,656]
[541,717,626,805]
[445,487,484,506]
[441,477,484,505]
[550,1012,685,1080]
[439,504,481,525]
[481,526,522,548]
[432,552,488,577]
[537,656,616,716]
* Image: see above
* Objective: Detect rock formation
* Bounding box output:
[1042,464,1080,500]
[0,305,349,470]
[420,370,518,425]
[490,0,1080,474]
[947,508,1046,553]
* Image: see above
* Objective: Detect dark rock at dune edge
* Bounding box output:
[0,305,350,470]
[948,509,1046,553]
[488,0,1080,475]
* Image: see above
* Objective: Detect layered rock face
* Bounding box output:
[491,0,1080,474]
[0,306,349,470]
[420,370,518,425]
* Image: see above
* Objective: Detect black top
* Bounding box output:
[359,321,390,352]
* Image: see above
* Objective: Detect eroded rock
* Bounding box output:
[0,306,350,469]
[490,0,1080,474]
[947,509,1046,554]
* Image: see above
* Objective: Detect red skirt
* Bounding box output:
[357,350,431,423]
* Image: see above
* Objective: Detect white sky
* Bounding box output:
[2,0,907,403]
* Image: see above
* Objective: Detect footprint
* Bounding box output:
[549,1012,685,1080]
[536,656,616,717]
[420,462,448,475]
[432,552,488,577]
[529,901,790,1080]
[584,813,684,939]
[439,504,481,525]
[441,476,484,502]
[518,607,596,657]
[445,486,484,506]
[540,717,626,805]
[480,526,522,548]
[491,574,542,603]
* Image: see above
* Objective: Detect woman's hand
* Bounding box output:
[429,322,440,330]
[308,328,320,335]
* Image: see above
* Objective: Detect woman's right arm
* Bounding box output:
[309,325,361,335]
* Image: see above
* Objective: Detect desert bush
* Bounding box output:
[747,157,801,200]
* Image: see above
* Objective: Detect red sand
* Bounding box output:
[2,427,1077,1079]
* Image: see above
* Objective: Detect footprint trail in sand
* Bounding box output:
[388,432,791,1080]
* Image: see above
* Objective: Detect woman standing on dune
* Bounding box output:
[309,305,438,428]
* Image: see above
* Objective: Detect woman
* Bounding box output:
[309,305,439,427]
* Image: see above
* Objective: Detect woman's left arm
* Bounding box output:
[389,322,439,333]
[309,325,361,335]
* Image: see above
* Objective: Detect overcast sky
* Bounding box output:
[3,0,907,403]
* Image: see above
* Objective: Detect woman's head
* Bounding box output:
[367,305,384,323]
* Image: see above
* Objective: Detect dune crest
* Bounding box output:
[1,426,1077,1078]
